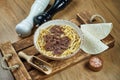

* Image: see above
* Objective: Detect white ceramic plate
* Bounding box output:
[34,19,83,60]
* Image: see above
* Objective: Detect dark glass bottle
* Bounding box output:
[34,0,71,26]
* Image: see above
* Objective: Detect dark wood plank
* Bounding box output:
[12,36,33,52]
[21,46,38,56]
[102,35,115,48]
[77,11,92,24]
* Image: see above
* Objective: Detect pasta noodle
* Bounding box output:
[37,25,81,58]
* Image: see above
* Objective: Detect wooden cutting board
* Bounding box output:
[0,12,115,80]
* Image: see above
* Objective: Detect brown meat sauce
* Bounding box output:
[44,25,71,54]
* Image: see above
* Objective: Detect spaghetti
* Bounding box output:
[37,25,81,58]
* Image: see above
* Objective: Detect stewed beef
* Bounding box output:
[44,34,59,43]
[44,25,71,54]
[50,25,64,36]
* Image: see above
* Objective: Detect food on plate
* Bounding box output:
[36,25,81,58]
[88,56,103,72]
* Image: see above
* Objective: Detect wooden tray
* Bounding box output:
[0,12,115,80]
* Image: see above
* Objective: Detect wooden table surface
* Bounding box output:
[0,0,120,80]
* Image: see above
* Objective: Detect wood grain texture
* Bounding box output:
[0,12,114,80]
[0,0,120,80]
[0,42,32,80]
